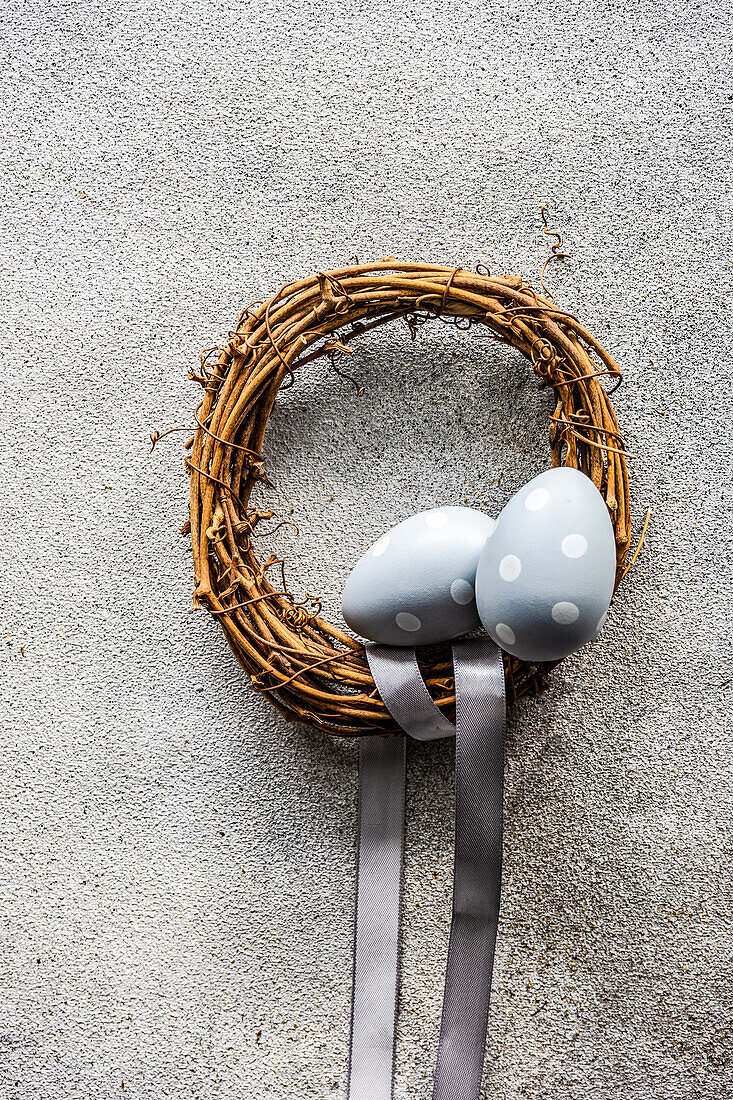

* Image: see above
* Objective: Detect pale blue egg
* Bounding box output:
[475,468,616,662]
[342,507,496,646]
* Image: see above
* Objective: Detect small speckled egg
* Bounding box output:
[475,467,616,662]
[342,507,496,646]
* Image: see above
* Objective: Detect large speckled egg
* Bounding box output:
[342,507,496,646]
[475,468,616,663]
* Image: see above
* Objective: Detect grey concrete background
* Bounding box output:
[1,0,732,1096]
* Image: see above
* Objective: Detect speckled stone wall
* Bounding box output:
[1,0,731,1096]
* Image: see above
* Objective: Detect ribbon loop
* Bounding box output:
[366,644,456,741]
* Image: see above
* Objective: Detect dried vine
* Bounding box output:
[187,260,632,736]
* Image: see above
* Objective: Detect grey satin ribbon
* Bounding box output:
[347,732,406,1100]
[366,646,456,741]
[347,640,505,1100]
[432,641,505,1100]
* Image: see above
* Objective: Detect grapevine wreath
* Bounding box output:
[186,259,634,736]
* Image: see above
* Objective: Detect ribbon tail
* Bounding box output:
[347,733,406,1100]
[432,640,505,1100]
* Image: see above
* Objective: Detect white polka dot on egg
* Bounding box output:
[424,511,448,529]
[396,612,422,632]
[372,534,390,557]
[499,554,522,582]
[495,623,516,646]
[450,578,474,605]
[525,487,549,511]
[561,533,588,559]
[551,601,580,624]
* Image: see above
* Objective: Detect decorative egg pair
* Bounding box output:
[341,468,617,663]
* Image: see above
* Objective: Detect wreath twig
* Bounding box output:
[187,260,632,736]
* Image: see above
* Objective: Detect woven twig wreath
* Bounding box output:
[187,260,631,736]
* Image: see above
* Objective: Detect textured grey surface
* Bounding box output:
[1,0,732,1097]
